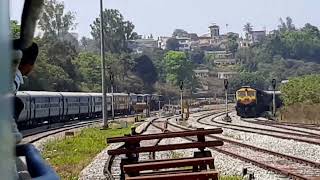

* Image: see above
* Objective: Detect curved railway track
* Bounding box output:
[21,120,101,144]
[20,112,160,144]
[162,112,320,180]
[241,118,320,134]
[201,113,320,145]
[105,116,170,180]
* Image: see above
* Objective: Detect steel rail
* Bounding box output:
[161,112,320,180]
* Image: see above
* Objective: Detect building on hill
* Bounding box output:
[239,30,266,47]
[209,24,220,38]
[205,50,237,65]
[128,38,158,53]
[176,37,191,51]
[249,30,266,43]
[217,71,238,79]
[214,59,237,65]
[195,24,233,51]
[205,50,233,58]
[194,69,209,78]
[157,36,171,50]
[239,39,251,48]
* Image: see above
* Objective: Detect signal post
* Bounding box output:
[223,79,232,122]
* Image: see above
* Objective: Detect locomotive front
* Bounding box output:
[235,87,258,117]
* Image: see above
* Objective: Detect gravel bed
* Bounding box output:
[187,113,320,163]
[80,143,124,180]
[185,112,320,176]
[232,114,320,136]
[214,113,320,164]
[166,122,285,180]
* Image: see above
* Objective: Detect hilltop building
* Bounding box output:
[128,37,158,53]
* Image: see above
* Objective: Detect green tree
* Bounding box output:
[278,17,295,32]
[243,22,253,40]
[133,55,158,92]
[163,51,194,88]
[229,72,266,93]
[38,0,76,38]
[172,29,189,37]
[10,20,20,39]
[90,9,137,53]
[166,38,180,51]
[281,75,320,106]
[80,37,99,52]
[189,50,205,64]
[73,52,102,92]
[22,0,81,91]
[301,23,320,37]
[226,33,239,54]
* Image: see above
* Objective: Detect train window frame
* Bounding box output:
[237,91,246,97]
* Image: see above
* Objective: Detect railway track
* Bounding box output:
[21,120,101,144]
[161,112,320,180]
[20,112,160,144]
[105,116,170,180]
[200,112,320,145]
[242,118,320,134]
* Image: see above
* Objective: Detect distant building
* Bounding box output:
[248,30,266,44]
[214,59,237,65]
[157,36,171,50]
[128,38,158,53]
[176,37,191,51]
[217,72,237,79]
[209,24,220,38]
[194,69,209,78]
[205,50,233,58]
[196,24,230,50]
[239,39,251,48]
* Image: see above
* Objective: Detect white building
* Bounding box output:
[128,38,158,53]
[194,69,209,78]
[176,37,191,51]
[248,30,266,44]
[217,72,237,79]
[157,36,171,50]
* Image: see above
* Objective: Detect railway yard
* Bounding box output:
[21,105,320,180]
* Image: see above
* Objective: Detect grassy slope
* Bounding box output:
[42,127,131,180]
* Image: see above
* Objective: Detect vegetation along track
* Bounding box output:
[204,113,320,145]
[154,112,320,180]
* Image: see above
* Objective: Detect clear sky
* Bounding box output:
[10,0,320,38]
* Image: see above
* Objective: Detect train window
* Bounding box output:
[247,91,256,97]
[237,91,246,97]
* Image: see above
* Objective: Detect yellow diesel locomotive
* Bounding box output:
[235,86,282,118]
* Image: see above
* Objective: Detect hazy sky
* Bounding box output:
[10,0,320,38]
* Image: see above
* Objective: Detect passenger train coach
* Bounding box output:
[16,91,164,128]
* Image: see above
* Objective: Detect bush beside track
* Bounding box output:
[42,126,131,179]
[280,74,320,124]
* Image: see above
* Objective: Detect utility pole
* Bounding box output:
[110,72,115,120]
[223,79,231,122]
[272,79,277,119]
[180,81,184,121]
[100,0,108,129]
[127,93,130,115]
[158,95,161,118]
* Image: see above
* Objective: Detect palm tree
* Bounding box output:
[243,23,253,40]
